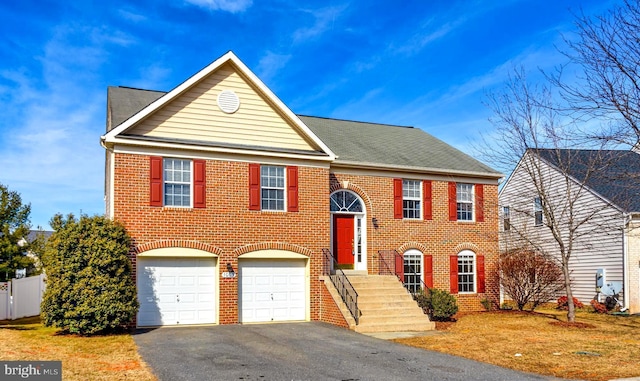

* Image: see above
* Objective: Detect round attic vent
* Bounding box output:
[217,90,240,114]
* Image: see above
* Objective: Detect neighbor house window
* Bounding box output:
[503,206,511,231]
[261,165,285,211]
[534,197,543,226]
[456,183,474,221]
[403,180,421,219]
[164,158,191,207]
[457,251,476,293]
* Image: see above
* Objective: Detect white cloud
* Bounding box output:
[256,51,291,85]
[118,8,148,23]
[392,16,467,56]
[0,22,135,228]
[184,0,253,13]
[292,4,348,44]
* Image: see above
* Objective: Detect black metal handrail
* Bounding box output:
[321,249,360,324]
[378,249,429,295]
[378,249,403,279]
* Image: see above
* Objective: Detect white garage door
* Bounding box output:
[239,259,306,323]
[137,257,216,326]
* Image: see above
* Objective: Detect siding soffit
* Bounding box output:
[101,51,336,160]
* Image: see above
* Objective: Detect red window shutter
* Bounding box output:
[150,156,163,207]
[476,184,484,222]
[393,178,403,219]
[424,255,433,289]
[248,163,260,210]
[423,180,432,220]
[193,160,206,209]
[477,255,486,293]
[395,253,404,281]
[448,182,457,221]
[287,166,299,212]
[449,255,459,294]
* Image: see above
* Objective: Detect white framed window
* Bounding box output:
[164,158,191,207]
[503,206,511,231]
[534,197,543,226]
[457,250,476,293]
[261,165,285,211]
[403,250,423,294]
[457,183,474,221]
[403,180,421,219]
[330,190,363,213]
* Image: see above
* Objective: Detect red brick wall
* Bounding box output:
[113,152,499,326]
[113,153,330,324]
[319,279,350,328]
[329,173,500,312]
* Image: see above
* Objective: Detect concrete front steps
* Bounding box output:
[347,275,435,333]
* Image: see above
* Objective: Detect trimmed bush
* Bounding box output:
[556,296,584,310]
[415,288,459,321]
[590,299,608,314]
[498,248,564,311]
[41,214,138,335]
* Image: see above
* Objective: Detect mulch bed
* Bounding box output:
[548,321,596,329]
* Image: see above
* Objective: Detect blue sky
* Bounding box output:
[0,0,617,229]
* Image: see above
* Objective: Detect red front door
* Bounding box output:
[333,215,354,266]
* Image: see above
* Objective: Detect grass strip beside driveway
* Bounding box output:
[396,309,640,381]
[0,317,156,381]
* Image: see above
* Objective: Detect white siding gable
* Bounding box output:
[126,62,317,152]
[499,153,625,303]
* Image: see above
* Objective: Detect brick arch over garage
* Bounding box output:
[329,181,373,215]
[397,242,429,254]
[232,242,313,257]
[133,240,224,256]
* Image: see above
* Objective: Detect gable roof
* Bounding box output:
[537,148,640,213]
[103,51,501,179]
[300,116,502,178]
[107,87,164,131]
[102,51,335,160]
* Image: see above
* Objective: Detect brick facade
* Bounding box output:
[329,173,500,311]
[114,153,330,324]
[113,151,499,326]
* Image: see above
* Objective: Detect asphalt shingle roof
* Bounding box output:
[537,148,640,213]
[107,87,501,177]
[107,86,164,131]
[299,115,501,177]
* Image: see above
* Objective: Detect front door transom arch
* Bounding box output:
[330,190,367,271]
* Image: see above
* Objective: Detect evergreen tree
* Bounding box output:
[0,183,33,281]
[41,214,138,335]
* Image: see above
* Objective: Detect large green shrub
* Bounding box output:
[414,288,459,321]
[41,214,138,335]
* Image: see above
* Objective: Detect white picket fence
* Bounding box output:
[0,274,46,320]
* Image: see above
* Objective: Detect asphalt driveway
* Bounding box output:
[134,322,561,381]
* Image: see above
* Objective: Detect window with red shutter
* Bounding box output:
[448,182,457,221]
[475,184,484,222]
[477,255,485,293]
[248,163,260,210]
[424,255,433,289]
[150,156,163,207]
[423,180,432,220]
[287,166,298,212]
[193,159,206,209]
[449,255,459,294]
[393,178,403,219]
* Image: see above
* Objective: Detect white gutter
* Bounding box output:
[623,214,632,310]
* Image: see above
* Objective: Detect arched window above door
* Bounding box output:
[330,190,363,213]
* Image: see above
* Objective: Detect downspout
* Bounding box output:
[623,214,631,311]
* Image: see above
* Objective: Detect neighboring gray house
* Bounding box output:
[499,148,640,314]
